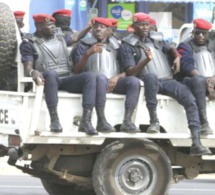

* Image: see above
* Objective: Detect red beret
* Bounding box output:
[33,14,55,23]
[92,17,112,27]
[149,17,157,26]
[193,19,212,30]
[14,11,25,19]
[133,12,150,23]
[52,9,72,17]
[107,18,118,27]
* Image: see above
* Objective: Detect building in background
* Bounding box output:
[3,0,215,42]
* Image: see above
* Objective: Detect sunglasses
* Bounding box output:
[194,30,208,36]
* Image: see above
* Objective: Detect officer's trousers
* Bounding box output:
[183,75,207,110]
[43,70,107,108]
[112,76,141,108]
[142,73,201,131]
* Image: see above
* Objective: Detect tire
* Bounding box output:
[92,139,172,195]
[0,2,17,91]
[0,2,17,75]
[41,179,96,195]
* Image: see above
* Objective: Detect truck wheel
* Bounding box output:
[0,2,17,75]
[41,179,96,195]
[92,139,172,195]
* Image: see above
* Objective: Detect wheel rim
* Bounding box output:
[115,155,157,195]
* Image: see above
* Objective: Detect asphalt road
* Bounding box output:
[0,156,214,195]
[0,175,214,195]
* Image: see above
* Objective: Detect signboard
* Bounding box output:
[108,3,135,31]
[79,0,87,11]
[193,2,215,24]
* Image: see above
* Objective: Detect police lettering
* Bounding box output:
[0,109,8,124]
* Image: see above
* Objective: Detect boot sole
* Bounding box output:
[147,129,160,134]
[51,130,62,133]
[86,132,99,136]
[121,129,141,133]
[201,132,214,136]
[190,150,212,156]
[98,130,116,133]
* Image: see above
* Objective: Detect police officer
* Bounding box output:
[20,14,109,135]
[177,18,214,136]
[13,11,25,37]
[74,17,141,133]
[119,12,211,156]
[52,9,91,42]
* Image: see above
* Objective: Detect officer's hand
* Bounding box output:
[207,77,215,100]
[88,19,93,28]
[207,86,215,101]
[172,57,180,75]
[87,43,104,56]
[107,76,120,92]
[207,76,215,87]
[31,70,45,86]
[144,49,153,60]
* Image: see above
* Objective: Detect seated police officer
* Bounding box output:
[74,17,141,133]
[20,14,109,135]
[177,19,214,136]
[119,12,211,156]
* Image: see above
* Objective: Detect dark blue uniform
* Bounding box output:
[177,41,208,111]
[119,37,201,132]
[74,41,140,109]
[19,34,106,109]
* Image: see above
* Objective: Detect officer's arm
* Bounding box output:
[126,56,151,76]
[119,43,152,77]
[190,69,200,76]
[74,43,104,74]
[70,25,92,44]
[23,61,44,85]
[177,42,200,76]
[23,61,34,76]
[20,41,35,76]
[117,72,126,78]
[169,47,181,59]
[20,40,44,84]
[74,53,90,73]
[126,48,152,76]
[167,45,181,74]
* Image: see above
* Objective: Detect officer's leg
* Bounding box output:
[59,72,98,135]
[113,76,141,133]
[183,75,212,135]
[43,70,62,133]
[95,74,115,132]
[161,79,211,156]
[142,73,160,133]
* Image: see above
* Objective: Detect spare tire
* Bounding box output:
[0,2,17,90]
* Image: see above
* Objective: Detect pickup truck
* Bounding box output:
[1,2,215,195]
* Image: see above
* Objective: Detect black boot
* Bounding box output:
[120,108,140,133]
[190,130,212,156]
[96,106,116,132]
[147,109,160,133]
[78,107,98,135]
[48,106,62,133]
[199,109,213,135]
